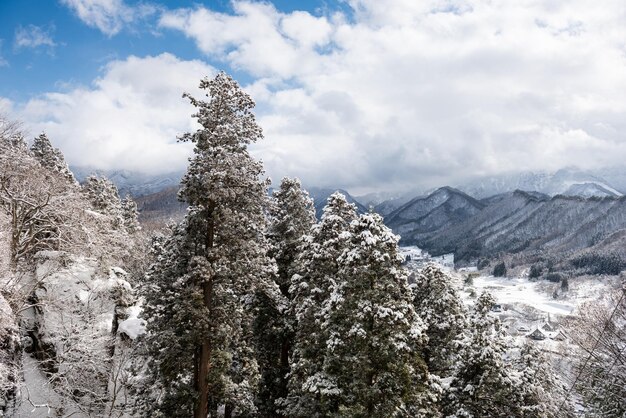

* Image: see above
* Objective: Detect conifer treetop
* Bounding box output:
[180,71,263,148]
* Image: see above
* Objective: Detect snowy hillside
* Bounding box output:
[385,187,484,243]
[389,188,626,263]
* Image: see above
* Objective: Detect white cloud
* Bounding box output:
[157,0,626,192]
[158,2,332,79]
[0,98,14,114]
[14,25,56,51]
[8,1,626,193]
[60,0,155,36]
[11,53,215,173]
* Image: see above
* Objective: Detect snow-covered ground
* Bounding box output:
[16,353,61,417]
[459,274,617,318]
[463,275,575,315]
[400,246,455,271]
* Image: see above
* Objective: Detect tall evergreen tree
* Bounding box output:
[411,264,467,377]
[142,72,278,418]
[280,192,357,417]
[255,177,315,416]
[444,292,521,417]
[322,213,431,416]
[268,177,316,295]
[30,132,76,183]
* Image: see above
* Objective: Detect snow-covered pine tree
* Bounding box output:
[255,177,315,416]
[268,177,316,295]
[321,213,431,416]
[139,223,197,417]
[142,72,278,418]
[515,342,574,417]
[121,195,141,233]
[444,292,521,417]
[280,192,357,417]
[83,175,124,227]
[411,264,467,377]
[30,132,76,184]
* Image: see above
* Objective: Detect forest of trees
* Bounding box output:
[0,72,624,417]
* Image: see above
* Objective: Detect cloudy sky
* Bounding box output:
[1,0,626,193]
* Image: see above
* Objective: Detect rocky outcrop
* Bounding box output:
[17,251,144,416]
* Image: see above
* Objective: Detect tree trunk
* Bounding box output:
[224,403,233,418]
[195,211,215,418]
[280,336,290,409]
[195,331,211,418]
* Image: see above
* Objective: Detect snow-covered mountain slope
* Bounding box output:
[563,182,621,198]
[418,191,626,262]
[135,185,187,226]
[385,187,485,243]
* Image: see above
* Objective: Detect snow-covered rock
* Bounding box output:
[16,251,143,415]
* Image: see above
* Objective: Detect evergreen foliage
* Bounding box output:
[121,195,141,233]
[515,342,574,417]
[284,205,437,416]
[83,175,124,227]
[411,264,467,377]
[529,264,542,279]
[445,292,521,417]
[30,133,77,184]
[255,177,315,416]
[545,272,563,283]
[571,252,624,275]
[323,213,431,416]
[267,177,316,295]
[281,192,357,416]
[492,261,507,277]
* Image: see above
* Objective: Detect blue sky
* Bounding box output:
[1,0,626,193]
[0,0,341,101]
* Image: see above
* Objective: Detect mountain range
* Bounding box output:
[79,165,626,264]
[71,167,184,197]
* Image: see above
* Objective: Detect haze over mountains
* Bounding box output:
[72,167,184,198]
[456,167,624,199]
[73,165,626,199]
[83,165,626,265]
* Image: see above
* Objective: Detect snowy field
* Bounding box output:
[458,274,617,318]
[464,275,575,316]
